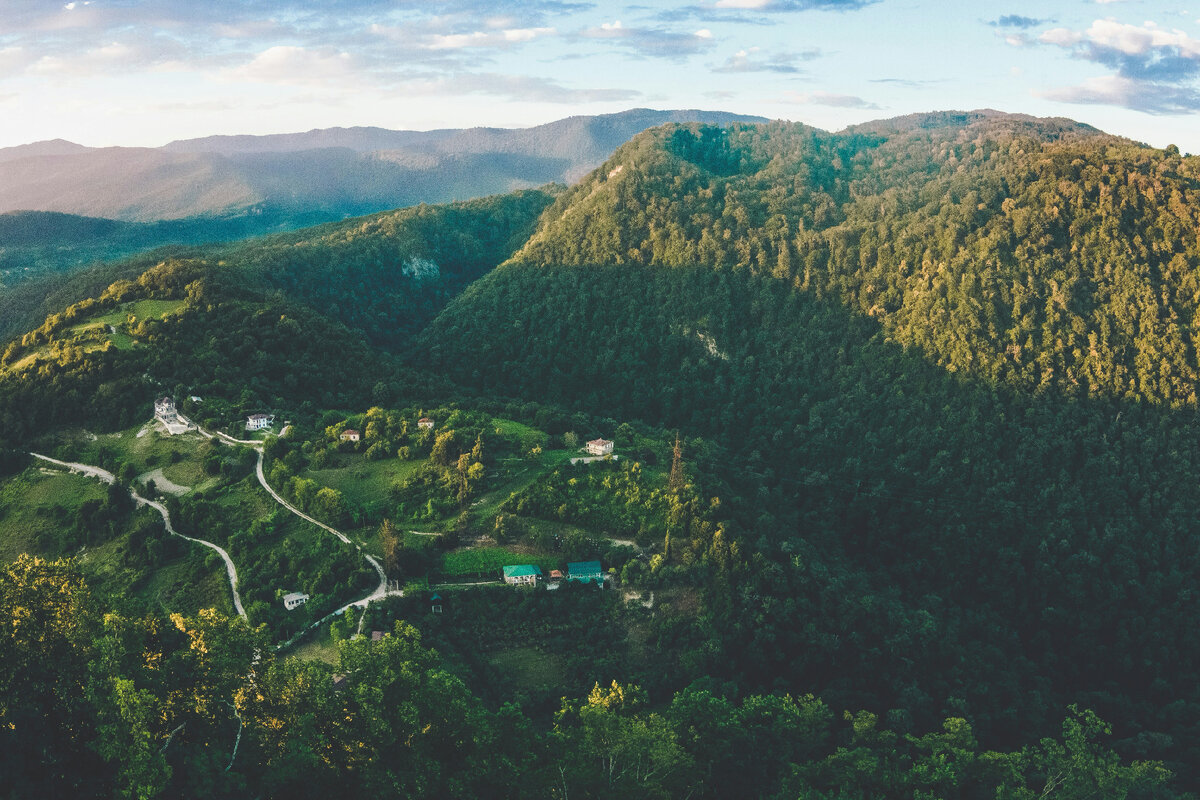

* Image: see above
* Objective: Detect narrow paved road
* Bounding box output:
[253,450,398,650]
[255,451,351,545]
[31,453,247,620]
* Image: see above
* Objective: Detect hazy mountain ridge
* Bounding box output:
[0,109,766,223]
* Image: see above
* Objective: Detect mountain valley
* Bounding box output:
[3,110,1200,798]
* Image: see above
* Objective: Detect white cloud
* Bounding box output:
[784,89,880,108]
[715,0,773,7]
[714,46,816,73]
[1039,27,1084,46]
[578,20,717,59]
[1038,73,1200,113]
[0,47,35,75]
[399,72,641,104]
[423,27,556,49]
[227,46,357,87]
[1037,18,1200,112]
[1082,18,1200,56]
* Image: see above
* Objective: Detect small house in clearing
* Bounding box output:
[418,417,435,430]
[246,413,275,431]
[340,429,361,442]
[586,438,614,456]
[567,561,604,584]
[503,564,542,586]
[282,591,309,610]
[430,592,443,614]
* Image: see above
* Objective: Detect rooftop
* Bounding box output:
[503,564,543,579]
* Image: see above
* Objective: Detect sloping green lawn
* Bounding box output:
[0,468,106,561]
[302,455,425,510]
[440,546,559,578]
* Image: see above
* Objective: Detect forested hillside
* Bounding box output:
[0,190,554,348]
[3,556,1176,799]
[505,110,1200,406]
[0,188,553,441]
[421,113,1200,783]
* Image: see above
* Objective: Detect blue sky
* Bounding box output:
[2,0,1200,150]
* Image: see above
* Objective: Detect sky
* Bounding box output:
[2,0,1200,151]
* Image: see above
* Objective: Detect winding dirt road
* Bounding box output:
[33,422,401,649]
[30,452,247,620]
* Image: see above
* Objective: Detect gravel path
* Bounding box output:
[137,467,191,496]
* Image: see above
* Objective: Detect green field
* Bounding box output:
[71,425,221,494]
[87,298,187,330]
[0,465,231,616]
[0,468,107,561]
[487,646,566,693]
[303,454,424,510]
[8,299,189,374]
[78,523,233,618]
[440,546,559,578]
[288,626,342,666]
[491,418,549,450]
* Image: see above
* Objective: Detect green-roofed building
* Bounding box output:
[567,561,604,584]
[502,564,542,586]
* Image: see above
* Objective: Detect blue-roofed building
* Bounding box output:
[567,561,604,584]
[502,564,542,586]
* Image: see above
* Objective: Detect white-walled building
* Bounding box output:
[283,592,310,611]
[586,438,614,457]
[246,413,275,431]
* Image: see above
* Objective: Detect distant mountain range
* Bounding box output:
[0,109,766,223]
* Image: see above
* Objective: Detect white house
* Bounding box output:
[340,429,361,442]
[586,438,614,457]
[418,417,435,430]
[246,413,275,431]
[154,395,193,435]
[282,592,310,611]
[154,396,177,420]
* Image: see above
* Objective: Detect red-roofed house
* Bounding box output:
[418,417,435,430]
[340,429,360,442]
